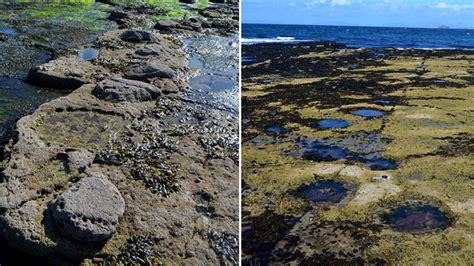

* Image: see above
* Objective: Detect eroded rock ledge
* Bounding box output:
[0,20,238,265]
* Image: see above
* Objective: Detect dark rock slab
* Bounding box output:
[120,30,152,43]
[135,44,162,57]
[124,60,175,81]
[155,20,180,31]
[92,77,162,102]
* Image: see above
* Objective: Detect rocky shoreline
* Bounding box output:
[242,41,473,264]
[0,2,239,265]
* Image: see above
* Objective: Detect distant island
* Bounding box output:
[438,25,450,29]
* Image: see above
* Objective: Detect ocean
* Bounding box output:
[242,23,474,49]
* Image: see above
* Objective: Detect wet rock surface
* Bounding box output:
[242,41,473,264]
[0,2,238,264]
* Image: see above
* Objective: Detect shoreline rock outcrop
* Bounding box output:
[0,3,240,263]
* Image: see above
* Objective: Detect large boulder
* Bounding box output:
[120,30,152,43]
[124,60,175,80]
[154,20,180,31]
[92,77,162,102]
[28,56,104,90]
[135,44,162,57]
[108,11,128,23]
[51,176,125,242]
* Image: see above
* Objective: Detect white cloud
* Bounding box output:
[431,2,474,11]
[306,0,355,7]
[331,0,351,6]
[306,0,326,7]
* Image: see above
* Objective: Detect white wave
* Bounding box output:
[395,47,474,50]
[276,36,296,41]
[242,37,311,45]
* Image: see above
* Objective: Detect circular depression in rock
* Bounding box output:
[265,124,289,134]
[0,28,18,36]
[351,109,384,118]
[296,180,350,204]
[78,48,99,61]
[312,119,350,129]
[242,119,251,125]
[381,204,451,233]
[300,141,348,161]
[364,157,398,170]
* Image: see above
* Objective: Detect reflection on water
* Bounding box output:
[296,180,350,204]
[382,204,451,233]
[0,77,63,141]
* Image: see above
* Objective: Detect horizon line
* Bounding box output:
[242,22,473,31]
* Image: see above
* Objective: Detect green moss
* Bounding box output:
[36,111,127,150]
[17,3,111,30]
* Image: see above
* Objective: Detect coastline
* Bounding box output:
[242,23,474,49]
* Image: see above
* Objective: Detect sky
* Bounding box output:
[242,0,474,28]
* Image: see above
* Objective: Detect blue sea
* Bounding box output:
[242,23,474,49]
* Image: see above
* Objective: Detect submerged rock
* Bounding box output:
[296,180,350,204]
[364,157,398,170]
[124,60,175,81]
[298,140,348,161]
[381,204,451,233]
[92,77,162,102]
[51,176,125,242]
